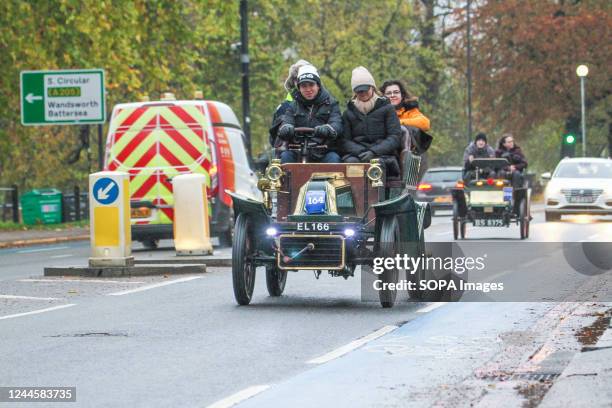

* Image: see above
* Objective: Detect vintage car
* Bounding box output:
[452,158,531,239]
[229,127,434,308]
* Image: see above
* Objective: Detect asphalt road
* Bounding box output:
[0,210,610,407]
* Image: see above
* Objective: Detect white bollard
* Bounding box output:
[173,174,213,255]
[89,171,133,267]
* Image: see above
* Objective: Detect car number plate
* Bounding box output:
[474,219,504,227]
[433,196,452,203]
[297,222,330,232]
[568,196,594,203]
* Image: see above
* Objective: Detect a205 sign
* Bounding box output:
[20,69,105,126]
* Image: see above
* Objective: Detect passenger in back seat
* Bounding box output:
[380,80,430,132]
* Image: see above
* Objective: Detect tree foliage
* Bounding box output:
[3,0,605,190]
[456,0,611,156]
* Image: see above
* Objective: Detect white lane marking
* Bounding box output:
[19,279,144,284]
[107,276,202,296]
[434,231,452,236]
[307,325,398,364]
[0,295,61,301]
[50,254,73,259]
[484,269,512,283]
[416,302,448,313]
[0,304,76,320]
[521,258,543,268]
[206,385,270,408]
[17,246,69,254]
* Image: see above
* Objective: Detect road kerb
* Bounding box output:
[0,234,89,249]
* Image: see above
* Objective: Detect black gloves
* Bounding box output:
[358,150,375,162]
[278,124,295,141]
[314,124,336,140]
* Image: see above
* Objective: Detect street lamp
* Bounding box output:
[576,64,588,157]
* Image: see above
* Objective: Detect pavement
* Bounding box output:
[0,211,610,407]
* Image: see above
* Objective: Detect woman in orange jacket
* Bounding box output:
[380,80,430,131]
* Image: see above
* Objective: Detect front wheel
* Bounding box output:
[377,216,400,308]
[452,201,460,240]
[265,266,287,297]
[519,198,530,239]
[232,214,256,305]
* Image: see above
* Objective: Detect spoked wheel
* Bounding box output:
[265,266,287,297]
[519,198,529,239]
[232,214,257,305]
[452,201,460,240]
[377,216,400,308]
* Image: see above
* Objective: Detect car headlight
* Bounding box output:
[367,163,383,182]
[265,165,283,181]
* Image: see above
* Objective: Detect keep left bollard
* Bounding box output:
[89,171,133,267]
[173,174,213,255]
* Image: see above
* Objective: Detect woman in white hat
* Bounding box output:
[340,66,402,176]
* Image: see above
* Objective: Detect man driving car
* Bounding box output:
[277,64,343,163]
[463,132,496,180]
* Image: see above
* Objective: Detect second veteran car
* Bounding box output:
[452,158,531,239]
[229,127,435,308]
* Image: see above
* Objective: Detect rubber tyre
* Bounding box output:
[265,266,287,297]
[232,214,256,305]
[545,212,560,222]
[141,239,159,250]
[452,201,460,240]
[520,199,529,239]
[377,216,400,308]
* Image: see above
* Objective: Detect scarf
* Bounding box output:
[352,94,380,115]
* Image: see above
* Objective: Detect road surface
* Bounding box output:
[1,209,610,407]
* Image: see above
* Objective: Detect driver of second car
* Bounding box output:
[277,64,343,163]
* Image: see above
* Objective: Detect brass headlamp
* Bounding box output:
[367,159,384,187]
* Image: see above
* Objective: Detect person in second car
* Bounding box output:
[340,66,402,176]
[496,133,527,188]
[277,64,342,163]
[463,132,496,180]
[380,80,430,131]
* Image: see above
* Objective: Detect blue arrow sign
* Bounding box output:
[93,178,119,205]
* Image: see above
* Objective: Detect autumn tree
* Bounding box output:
[457,0,611,158]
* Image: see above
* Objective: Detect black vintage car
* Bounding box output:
[229,127,436,308]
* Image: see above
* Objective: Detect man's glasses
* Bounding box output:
[384,91,401,96]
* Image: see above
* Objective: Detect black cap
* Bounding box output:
[475,132,487,143]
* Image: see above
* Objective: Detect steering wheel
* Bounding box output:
[288,127,327,163]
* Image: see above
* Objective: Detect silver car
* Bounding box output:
[543,157,612,221]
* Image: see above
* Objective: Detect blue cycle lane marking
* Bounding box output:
[93,178,119,205]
